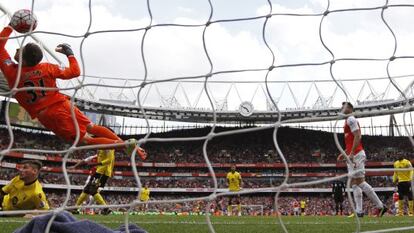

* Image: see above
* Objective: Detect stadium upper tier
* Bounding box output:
[2,70,414,123]
[73,96,414,123]
[1,127,411,164]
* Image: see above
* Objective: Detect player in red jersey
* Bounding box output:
[337,102,387,217]
[292,199,300,216]
[393,191,399,216]
[0,24,146,159]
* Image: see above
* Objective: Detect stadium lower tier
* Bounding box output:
[0,167,394,189]
[43,191,397,216]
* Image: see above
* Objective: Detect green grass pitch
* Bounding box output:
[1,215,413,233]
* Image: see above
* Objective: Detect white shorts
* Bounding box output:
[346,150,366,178]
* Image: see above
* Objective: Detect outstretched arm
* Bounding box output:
[0,26,12,61]
[49,44,80,80]
[68,160,87,170]
[0,188,6,206]
[0,26,16,82]
[69,155,98,169]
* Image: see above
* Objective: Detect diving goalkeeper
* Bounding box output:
[0,24,146,160]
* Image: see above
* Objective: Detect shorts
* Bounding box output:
[398,181,413,199]
[84,173,109,195]
[346,150,366,178]
[228,191,241,205]
[334,194,344,203]
[37,100,91,142]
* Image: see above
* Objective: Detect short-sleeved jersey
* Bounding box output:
[140,188,150,202]
[292,201,299,208]
[344,116,364,154]
[393,159,413,183]
[1,175,49,211]
[300,200,306,208]
[84,149,115,177]
[226,171,241,192]
[0,26,80,119]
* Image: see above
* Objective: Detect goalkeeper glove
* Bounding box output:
[56,43,74,56]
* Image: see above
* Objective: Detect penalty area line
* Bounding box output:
[0,219,412,226]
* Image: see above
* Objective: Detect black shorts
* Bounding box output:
[228,194,241,205]
[84,173,109,194]
[398,181,413,199]
[334,194,344,203]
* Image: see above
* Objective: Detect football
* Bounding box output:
[10,9,37,33]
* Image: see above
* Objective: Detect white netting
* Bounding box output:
[0,0,413,233]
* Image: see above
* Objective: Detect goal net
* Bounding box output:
[0,1,414,233]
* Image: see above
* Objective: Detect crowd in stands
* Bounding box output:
[43,191,395,216]
[0,126,412,164]
[0,126,409,216]
[0,167,395,189]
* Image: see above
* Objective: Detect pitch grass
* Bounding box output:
[1,215,414,233]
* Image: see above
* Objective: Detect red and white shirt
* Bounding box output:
[292,200,299,208]
[344,116,363,154]
[393,192,399,203]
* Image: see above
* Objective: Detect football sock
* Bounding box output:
[237,204,241,213]
[409,200,413,215]
[352,185,363,213]
[83,136,119,146]
[88,125,121,141]
[76,192,88,206]
[359,182,383,209]
[94,193,107,205]
[398,201,404,215]
[227,205,232,215]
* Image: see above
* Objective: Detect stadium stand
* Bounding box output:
[0,126,409,216]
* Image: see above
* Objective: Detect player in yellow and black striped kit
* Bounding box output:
[0,160,49,215]
[393,156,413,216]
[70,149,115,215]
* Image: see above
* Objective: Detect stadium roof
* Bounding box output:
[2,1,414,124]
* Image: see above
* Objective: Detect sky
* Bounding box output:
[1,0,414,131]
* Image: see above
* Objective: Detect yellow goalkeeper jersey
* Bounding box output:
[140,187,150,202]
[1,176,49,211]
[227,171,241,192]
[393,159,413,183]
[94,149,115,177]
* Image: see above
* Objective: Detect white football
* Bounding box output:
[10,9,37,33]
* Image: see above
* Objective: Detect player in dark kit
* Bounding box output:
[332,180,346,215]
